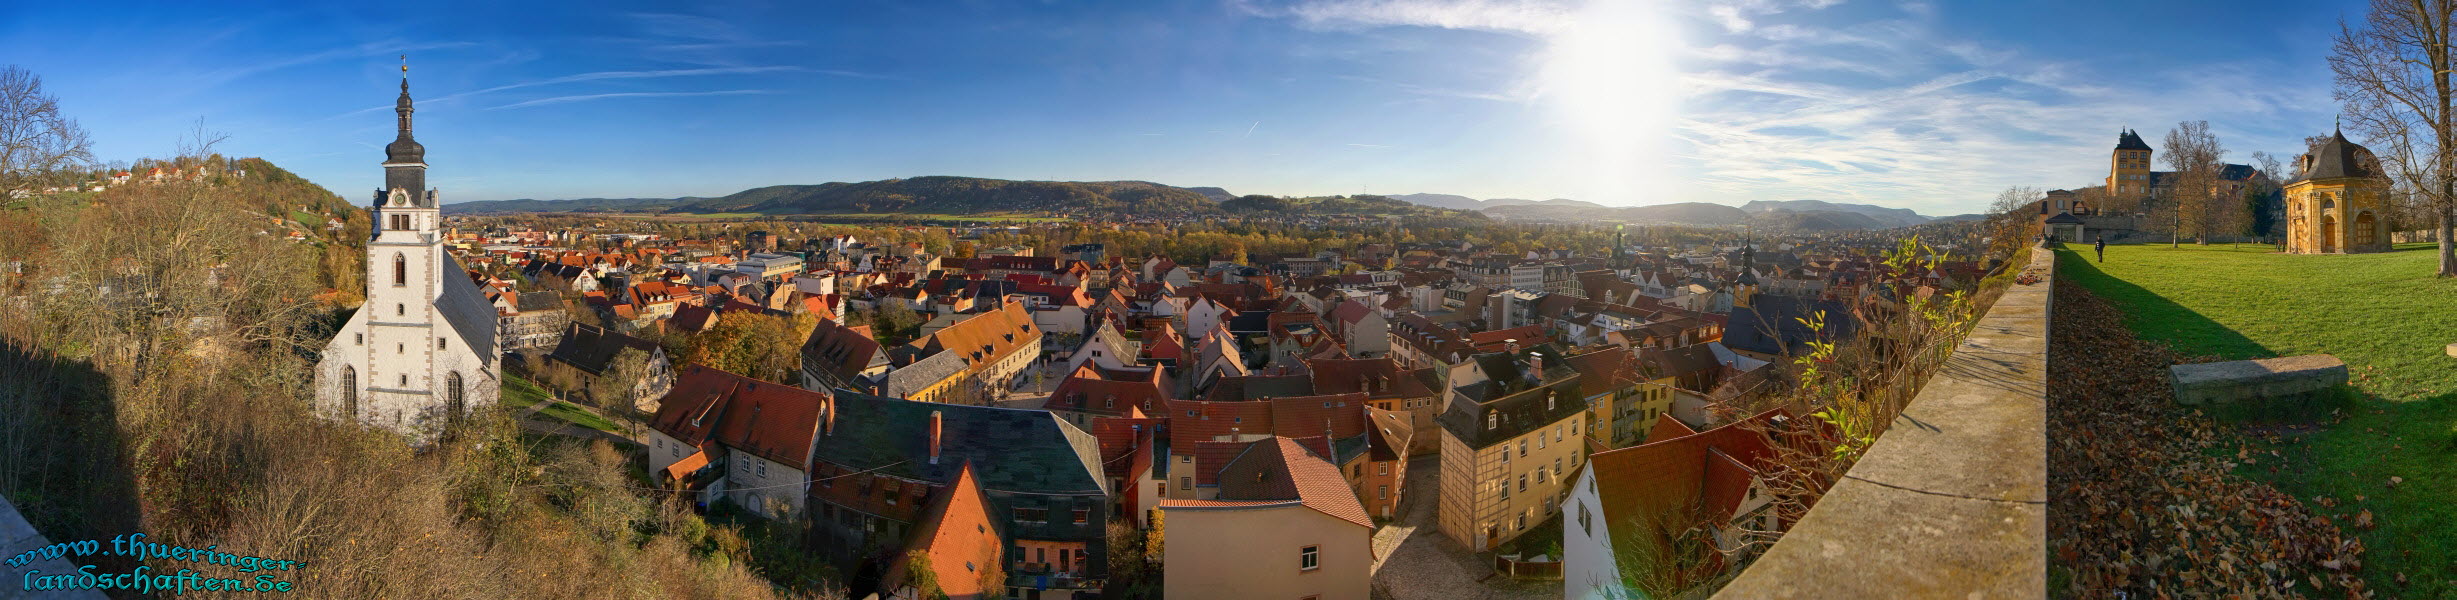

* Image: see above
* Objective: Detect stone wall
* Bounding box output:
[1711,246,2052,599]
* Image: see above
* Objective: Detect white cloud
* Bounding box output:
[1251,0,2325,214]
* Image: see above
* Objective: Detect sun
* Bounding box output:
[1531,0,1683,205]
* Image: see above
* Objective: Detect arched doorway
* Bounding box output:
[2321,215,2339,253]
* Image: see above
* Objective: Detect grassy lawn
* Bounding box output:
[500,374,626,435]
[2057,242,2457,593]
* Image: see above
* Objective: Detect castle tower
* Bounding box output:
[2284,129,2390,254]
[2107,129,2153,200]
[312,62,500,442]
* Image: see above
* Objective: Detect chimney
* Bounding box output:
[929,410,943,465]
[822,394,836,437]
[1504,338,1519,354]
[1530,353,1545,381]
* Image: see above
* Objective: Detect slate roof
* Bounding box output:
[1307,357,1436,399]
[814,389,1107,497]
[512,291,563,313]
[1723,294,1856,358]
[436,253,499,362]
[1437,349,1587,449]
[2115,128,2152,151]
[801,318,886,385]
[2294,130,2381,183]
[882,350,968,398]
[547,322,660,376]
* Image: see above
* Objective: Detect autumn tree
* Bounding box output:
[2161,120,2228,246]
[0,66,92,196]
[2333,0,2457,275]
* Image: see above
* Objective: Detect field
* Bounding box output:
[501,374,626,435]
[2057,242,2457,593]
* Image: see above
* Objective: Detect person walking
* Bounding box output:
[2094,238,2106,263]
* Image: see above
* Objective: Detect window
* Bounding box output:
[756,461,767,478]
[354,333,362,345]
[340,366,357,419]
[1072,508,1089,524]
[438,337,447,350]
[1537,435,1545,450]
[392,253,406,286]
[1554,458,1563,478]
[445,372,465,420]
[1518,474,1528,492]
[1378,485,1388,500]
[1015,507,1049,523]
[1378,462,1389,476]
[398,374,407,387]
[1486,414,1496,430]
[1579,503,1592,536]
[396,303,405,316]
[1519,440,1528,458]
[1180,477,1192,491]
[1299,545,1320,570]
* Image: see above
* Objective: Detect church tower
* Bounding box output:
[2107,129,2153,200]
[312,62,500,442]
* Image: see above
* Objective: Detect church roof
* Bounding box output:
[436,253,498,363]
[2115,129,2152,151]
[2043,212,2085,224]
[2293,130,2381,183]
[385,78,425,164]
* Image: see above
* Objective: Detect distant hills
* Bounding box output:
[1739,199,1929,228]
[445,176,1222,216]
[443,178,1475,219]
[1395,192,1939,231]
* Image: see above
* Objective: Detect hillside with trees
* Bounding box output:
[0,65,822,599]
[665,176,1220,216]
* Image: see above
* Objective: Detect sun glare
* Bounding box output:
[1533,0,1682,205]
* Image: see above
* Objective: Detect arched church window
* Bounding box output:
[341,366,358,419]
[2321,193,2336,209]
[393,253,406,286]
[446,372,465,421]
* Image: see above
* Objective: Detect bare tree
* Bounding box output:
[0,66,94,196]
[2333,0,2457,275]
[2162,121,2227,246]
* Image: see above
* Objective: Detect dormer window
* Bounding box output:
[1487,414,1497,430]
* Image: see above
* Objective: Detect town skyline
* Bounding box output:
[0,0,2363,215]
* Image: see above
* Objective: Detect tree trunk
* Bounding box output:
[2439,0,2456,276]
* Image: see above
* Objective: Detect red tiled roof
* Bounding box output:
[647,365,827,470]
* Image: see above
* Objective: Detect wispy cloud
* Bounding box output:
[329,65,828,119]
[488,89,774,110]
[1244,0,1575,35]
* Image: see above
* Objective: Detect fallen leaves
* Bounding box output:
[2048,280,2372,599]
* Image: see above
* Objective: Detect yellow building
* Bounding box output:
[2107,129,2155,199]
[2283,130,2390,254]
[1435,350,1591,551]
[1161,437,1374,600]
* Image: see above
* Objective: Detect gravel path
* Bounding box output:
[1370,456,1560,600]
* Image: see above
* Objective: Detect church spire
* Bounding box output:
[385,56,425,165]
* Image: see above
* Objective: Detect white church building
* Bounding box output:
[311,70,499,441]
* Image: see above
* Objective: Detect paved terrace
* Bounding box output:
[1715,247,2052,599]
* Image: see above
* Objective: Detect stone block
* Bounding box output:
[2169,355,2348,406]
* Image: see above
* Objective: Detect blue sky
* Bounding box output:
[0,0,2364,214]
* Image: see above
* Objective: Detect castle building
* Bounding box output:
[311,70,500,440]
[2107,129,2155,198]
[2283,130,2390,254]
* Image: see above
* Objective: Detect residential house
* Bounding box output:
[1435,349,1590,550]
[808,390,1110,597]
[545,322,675,413]
[1161,437,1374,600]
[645,366,825,520]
